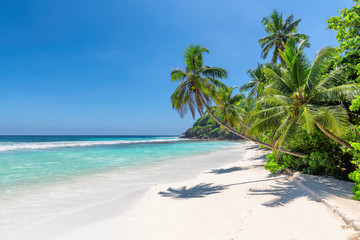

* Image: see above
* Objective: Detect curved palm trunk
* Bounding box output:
[278,43,286,67]
[239,122,270,139]
[314,121,353,149]
[279,56,286,67]
[201,98,307,158]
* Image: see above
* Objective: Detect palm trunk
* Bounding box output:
[314,121,353,149]
[239,122,270,139]
[279,44,286,67]
[279,57,286,67]
[201,98,307,158]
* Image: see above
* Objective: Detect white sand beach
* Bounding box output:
[14,143,359,240]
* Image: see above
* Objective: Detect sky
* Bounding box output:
[0,0,355,135]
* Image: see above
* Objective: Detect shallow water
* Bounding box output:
[0,136,246,238]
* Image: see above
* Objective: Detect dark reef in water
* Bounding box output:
[179,115,244,141]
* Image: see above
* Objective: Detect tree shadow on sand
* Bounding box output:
[209,165,265,175]
[158,177,286,199]
[248,179,320,207]
[158,183,228,199]
[209,167,244,174]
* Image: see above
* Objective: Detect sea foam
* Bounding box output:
[0,138,183,152]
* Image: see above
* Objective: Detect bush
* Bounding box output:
[348,96,360,200]
[264,153,283,173]
[183,114,243,140]
[349,142,360,200]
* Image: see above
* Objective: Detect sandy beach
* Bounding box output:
[12,143,359,240]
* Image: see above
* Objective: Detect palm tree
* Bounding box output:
[170,45,228,118]
[212,86,271,139]
[259,9,309,66]
[211,86,247,130]
[240,63,281,101]
[171,44,306,158]
[240,63,265,101]
[249,39,360,150]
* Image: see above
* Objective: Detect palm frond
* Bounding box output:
[282,14,294,31]
[314,105,349,136]
[199,66,228,79]
[247,110,287,136]
[315,83,360,102]
[239,81,257,92]
[283,18,301,34]
[263,67,294,94]
[305,47,334,94]
[299,104,315,134]
[170,68,187,82]
[260,42,275,60]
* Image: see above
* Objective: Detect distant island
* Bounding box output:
[180,115,244,140]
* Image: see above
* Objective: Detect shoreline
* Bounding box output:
[14,142,358,240]
[8,141,248,239]
[13,188,148,240]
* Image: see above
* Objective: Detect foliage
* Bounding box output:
[173,5,360,200]
[211,86,247,130]
[264,153,282,173]
[264,128,355,180]
[240,63,281,102]
[349,144,360,200]
[350,96,360,112]
[248,39,360,151]
[171,44,228,118]
[259,9,309,65]
[348,96,360,200]
[183,115,243,140]
[327,0,360,81]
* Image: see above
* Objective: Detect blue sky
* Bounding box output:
[0,0,354,135]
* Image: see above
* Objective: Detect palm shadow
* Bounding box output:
[209,166,243,174]
[209,165,265,175]
[158,183,228,199]
[248,179,320,207]
[158,177,286,199]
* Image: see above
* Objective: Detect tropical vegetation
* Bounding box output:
[259,9,309,65]
[171,1,360,200]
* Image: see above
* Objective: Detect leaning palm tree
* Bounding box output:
[170,44,228,118]
[212,86,270,138]
[240,63,281,103]
[259,9,309,66]
[171,44,306,158]
[249,39,360,151]
[240,63,266,101]
[211,86,247,130]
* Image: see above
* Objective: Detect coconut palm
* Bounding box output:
[171,44,306,158]
[211,86,272,140]
[170,44,228,118]
[240,63,265,101]
[259,9,309,66]
[211,86,247,130]
[249,39,360,150]
[240,63,281,102]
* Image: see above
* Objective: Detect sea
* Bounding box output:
[0,135,246,238]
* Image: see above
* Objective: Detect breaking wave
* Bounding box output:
[0,138,183,152]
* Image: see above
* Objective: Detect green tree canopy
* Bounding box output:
[259,9,309,65]
[170,44,228,118]
[211,86,246,129]
[249,39,360,150]
[327,0,360,81]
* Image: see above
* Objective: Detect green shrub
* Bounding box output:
[264,153,283,173]
[348,96,360,200]
[349,143,360,200]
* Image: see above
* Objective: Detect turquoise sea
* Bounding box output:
[0,135,245,238]
[0,135,241,192]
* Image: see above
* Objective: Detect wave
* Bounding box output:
[0,138,184,152]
